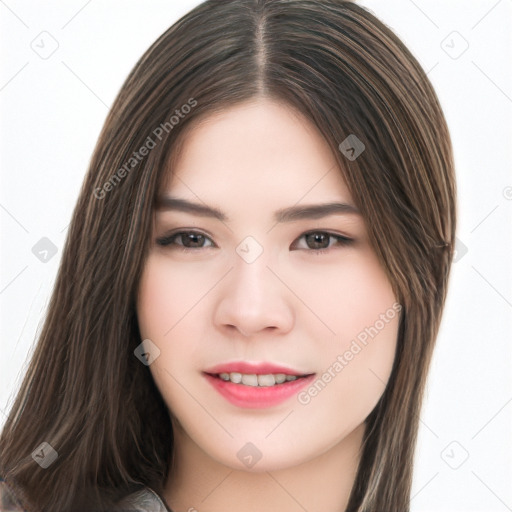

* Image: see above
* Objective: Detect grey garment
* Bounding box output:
[115,487,172,512]
[0,481,172,512]
[0,480,24,511]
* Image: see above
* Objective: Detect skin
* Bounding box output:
[136,98,400,512]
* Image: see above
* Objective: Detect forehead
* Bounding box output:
[162,98,353,209]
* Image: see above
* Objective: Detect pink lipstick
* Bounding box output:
[203,361,315,409]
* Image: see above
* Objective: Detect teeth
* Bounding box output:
[229,372,242,383]
[257,374,275,387]
[241,374,258,386]
[217,372,301,386]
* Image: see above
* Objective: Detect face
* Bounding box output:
[136,98,400,472]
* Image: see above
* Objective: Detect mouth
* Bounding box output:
[202,362,316,409]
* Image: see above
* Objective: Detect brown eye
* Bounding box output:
[179,232,207,248]
[305,232,330,249]
[292,231,353,253]
[156,231,215,249]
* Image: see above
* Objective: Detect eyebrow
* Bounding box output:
[156,196,360,223]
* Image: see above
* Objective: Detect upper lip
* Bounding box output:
[204,361,313,376]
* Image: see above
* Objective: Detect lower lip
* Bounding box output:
[203,373,316,409]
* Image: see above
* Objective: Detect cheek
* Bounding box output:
[137,256,211,339]
[295,303,399,437]
[291,248,400,416]
[136,255,214,384]
[136,258,198,412]
[288,247,398,342]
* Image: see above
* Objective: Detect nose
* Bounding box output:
[213,253,295,338]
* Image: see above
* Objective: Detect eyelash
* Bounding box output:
[155,230,353,255]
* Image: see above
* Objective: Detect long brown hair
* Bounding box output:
[0,1,456,510]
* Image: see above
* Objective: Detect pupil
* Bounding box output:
[183,233,204,248]
[306,232,329,249]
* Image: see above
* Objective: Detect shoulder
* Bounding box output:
[114,486,172,512]
[1,480,171,512]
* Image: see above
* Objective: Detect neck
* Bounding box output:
[163,422,366,512]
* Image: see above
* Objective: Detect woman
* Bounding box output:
[0,0,456,510]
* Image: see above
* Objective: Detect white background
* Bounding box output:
[1,1,511,510]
